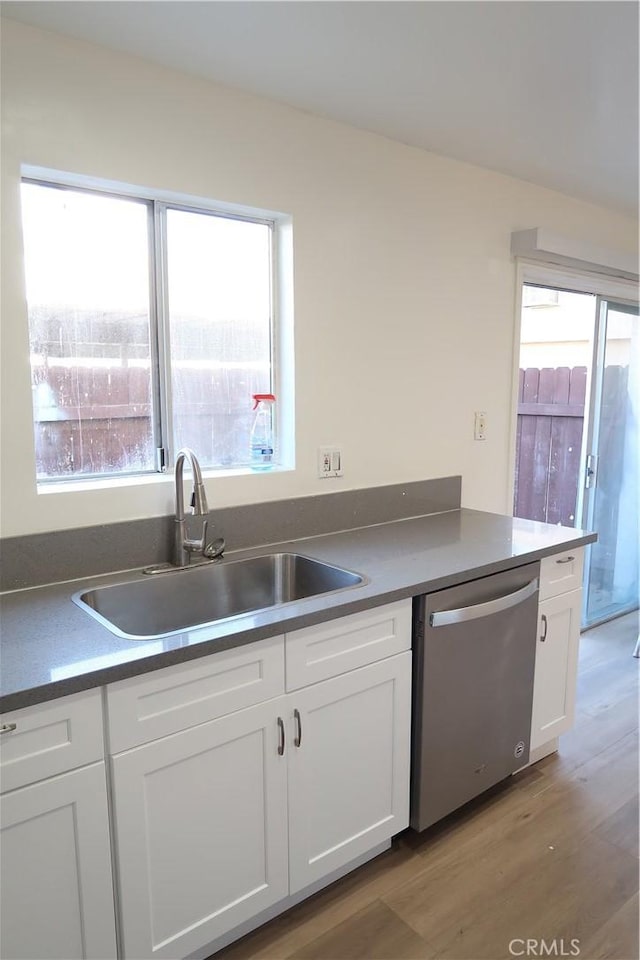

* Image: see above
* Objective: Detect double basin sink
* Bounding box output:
[73,552,365,640]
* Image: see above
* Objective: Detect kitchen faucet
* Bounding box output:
[173,448,211,567]
[141,448,224,575]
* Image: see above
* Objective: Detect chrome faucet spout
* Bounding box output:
[173,448,210,567]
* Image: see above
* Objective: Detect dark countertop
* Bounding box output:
[0,508,596,713]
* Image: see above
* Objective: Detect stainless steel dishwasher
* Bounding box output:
[410,562,539,831]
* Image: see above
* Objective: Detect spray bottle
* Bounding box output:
[250,393,276,470]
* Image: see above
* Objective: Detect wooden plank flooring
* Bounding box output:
[215,611,639,960]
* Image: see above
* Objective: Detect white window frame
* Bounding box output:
[21,166,295,485]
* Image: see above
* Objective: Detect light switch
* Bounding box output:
[474,412,487,441]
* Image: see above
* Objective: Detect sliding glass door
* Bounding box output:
[581,299,639,625]
[514,284,639,628]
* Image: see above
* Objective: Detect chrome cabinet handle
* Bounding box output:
[294,709,302,748]
[0,723,17,734]
[540,614,548,642]
[277,717,285,756]
[556,556,575,564]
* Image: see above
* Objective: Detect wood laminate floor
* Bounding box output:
[215,611,639,960]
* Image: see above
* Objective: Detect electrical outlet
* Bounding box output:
[318,447,343,478]
[474,411,487,441]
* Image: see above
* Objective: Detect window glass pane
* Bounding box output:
[21,182,155,479]
[585,305,639,623]
[166,209,272,468]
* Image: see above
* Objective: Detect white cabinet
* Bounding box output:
[108,601,412,959]
[530,548,584,752]
[0,692,117,960]
[530,588,582,750]
[111,697,289,960]
[287,653,411,893]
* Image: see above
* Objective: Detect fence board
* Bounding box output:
[517,368,541,520]
[518,402,583,417]
[547,368,577,525]
[528,368,555,521]
[514,366,587,526]
[513,368,525,517]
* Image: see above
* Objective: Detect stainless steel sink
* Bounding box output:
[72,553,365,640]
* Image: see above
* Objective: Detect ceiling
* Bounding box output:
[2,1,638,217]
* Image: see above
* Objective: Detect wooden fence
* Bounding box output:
[32,362,269,476]
[513,366,587,526]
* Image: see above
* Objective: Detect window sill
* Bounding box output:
[37,464,294,495]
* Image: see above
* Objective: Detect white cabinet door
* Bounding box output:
[0,763,117,960]
[287,652,411,894]
[111,697,289,960]
[530,589,582,750]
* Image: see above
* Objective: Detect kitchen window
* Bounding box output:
[20,176,287,481]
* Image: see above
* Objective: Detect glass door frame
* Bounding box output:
[579,296,639,626]
[511,260,639,629]
[577,295,640,529]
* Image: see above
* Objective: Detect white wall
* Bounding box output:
[1,19,637,538]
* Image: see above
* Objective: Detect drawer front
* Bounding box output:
[107,636,285,753]
[0,688,104,793]
[285,600,412,691]
[540,548,585,600]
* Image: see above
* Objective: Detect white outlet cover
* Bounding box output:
[317,447,343,478]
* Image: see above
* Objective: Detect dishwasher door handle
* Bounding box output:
[429,578,539,628]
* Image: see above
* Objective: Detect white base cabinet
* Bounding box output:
[0,689,116,960]
[530,588,582,750]
[530,548,584,752]
[0,763,117,960]
[112,698,289,960]
[108,602,412,959]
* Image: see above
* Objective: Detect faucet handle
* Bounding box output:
[184,519,208,556]
[204,537,225,560]
[197,519,208,550]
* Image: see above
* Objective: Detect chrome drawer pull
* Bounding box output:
[277,717,285,756]
[0,723,17,734]
[540,614,548,642]
[294,709,302,748]
[556,556,575,564]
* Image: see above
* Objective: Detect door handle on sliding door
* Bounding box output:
[585,454,598,489]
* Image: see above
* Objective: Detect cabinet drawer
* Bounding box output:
[0,688,104,793]
[107,635,285,752]
[540,548,584,600]
[285,600,412,691]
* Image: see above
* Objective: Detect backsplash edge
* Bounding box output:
[0,476,461,591]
